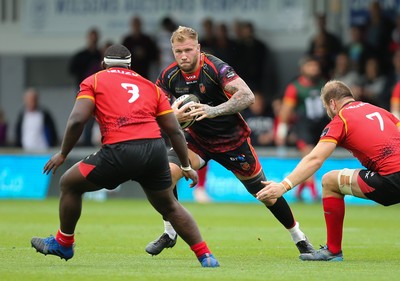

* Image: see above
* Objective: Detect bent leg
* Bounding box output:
[321,169,365,254]
[238,169,313,253]
[59,162,100,234]
[144,187,203,246]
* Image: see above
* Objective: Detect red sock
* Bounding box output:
[308,180,318,199]
[190,241,210,258]
[323,197,345,254]
[56,229,75,247]
[197,165,208,188]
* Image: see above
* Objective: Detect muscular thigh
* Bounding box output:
[200,138,262,179]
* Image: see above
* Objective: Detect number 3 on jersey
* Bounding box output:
[121,83,139,103]
[366,112,384,131]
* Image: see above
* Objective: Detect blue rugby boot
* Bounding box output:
[31,235,74,261]
[198,253,220,267]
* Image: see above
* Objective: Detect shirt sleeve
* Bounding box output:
[156,86,173,117]
[319,116,345,144]
[282,83,298,106]
[76,75,95,102]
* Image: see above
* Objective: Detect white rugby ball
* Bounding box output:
[172,94,199,129]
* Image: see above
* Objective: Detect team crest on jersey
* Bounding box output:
[240,162,250,171]
[321,127,329,137]
[199,83,206,94]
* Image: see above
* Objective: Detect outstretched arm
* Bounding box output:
[43,98,94,175]
[256,141,337,200]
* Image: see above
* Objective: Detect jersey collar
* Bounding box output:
[181,53,204,82]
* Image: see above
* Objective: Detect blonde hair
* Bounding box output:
[321,80,354,104]
[170,26,198,44]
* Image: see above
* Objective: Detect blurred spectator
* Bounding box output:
[343,25,373,74]
[199,18,217,54]
[0,108,7,146]
[331,52,362,99]
[275,56,328,202]
[242,91,275,147]
[122,16,159,79]
[389,14,400,53]
[69,27,102,147]
[364,1,394,72]
[69,27,102,89]
[157,16,178,70]
[15,88,58,152]
[213,22,237,66]
[390,80,400,119]
[307,13,343,78]
[193,164,211,203]
[359,57,387,107]
[382,49,400,110]
[234,21,274,96]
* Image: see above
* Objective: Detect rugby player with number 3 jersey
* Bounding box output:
[257,80,400,261]
[30,44,219,267]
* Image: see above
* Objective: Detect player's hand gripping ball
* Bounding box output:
[172,94,200,129]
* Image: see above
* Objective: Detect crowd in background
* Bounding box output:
[2,1,400,152]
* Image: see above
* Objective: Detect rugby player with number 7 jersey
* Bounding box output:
[257,80,400,261]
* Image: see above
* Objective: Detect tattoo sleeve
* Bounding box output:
[208,78,254,117]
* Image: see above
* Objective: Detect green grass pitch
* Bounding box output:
[1,198,399,281]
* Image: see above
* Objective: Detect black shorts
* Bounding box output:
[168,133,261,177]
[358,170,400,206]
[80,138,171,191]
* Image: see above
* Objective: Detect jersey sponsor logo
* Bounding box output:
[186,80,198,85]
[226,70,235,79]
[175,87,190,94]
[321,127,329,137]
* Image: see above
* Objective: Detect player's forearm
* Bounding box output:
[169,130,191,167]
[210,88,254,117]
[60,120,84,157]
[286,154,323,188]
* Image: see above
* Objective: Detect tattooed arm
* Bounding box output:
[189,77,255,120]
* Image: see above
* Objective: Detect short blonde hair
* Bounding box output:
[170,26,198,44]
[321,80,354,104]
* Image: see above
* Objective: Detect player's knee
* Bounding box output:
[241,170,266,194]
[59,173,74,193]
[322,169,352,196]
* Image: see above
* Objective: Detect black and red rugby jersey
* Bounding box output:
[156,53,251,153]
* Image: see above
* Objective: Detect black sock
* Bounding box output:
[267,197,295,229]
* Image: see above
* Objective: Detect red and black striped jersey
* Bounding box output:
[156,53,251,153]
[320,101,400,175]
[77,67,172,145]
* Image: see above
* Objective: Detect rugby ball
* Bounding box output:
[172,94,199,129]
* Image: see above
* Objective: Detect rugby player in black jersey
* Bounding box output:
[146,26,314,258]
